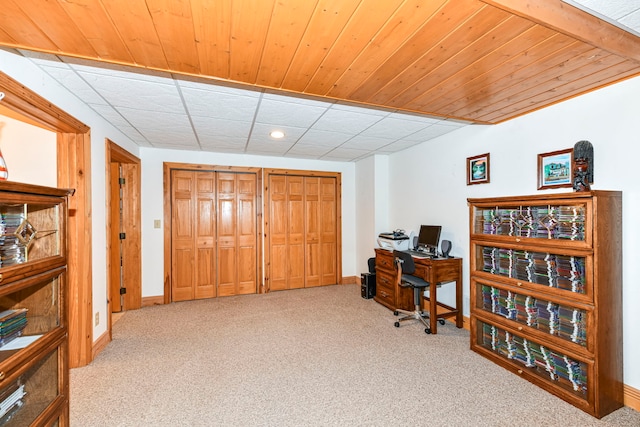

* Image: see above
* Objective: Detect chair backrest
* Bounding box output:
[393,250,416,274]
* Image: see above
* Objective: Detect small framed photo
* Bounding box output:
[538,148,573,190]
[467,153,490,185]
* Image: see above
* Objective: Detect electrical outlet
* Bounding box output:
[154,219,161,229]
[94,312,99,326]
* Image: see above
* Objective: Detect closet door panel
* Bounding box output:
[268,176,288,291]
[171,171,195,301]
[217,173,237,296]
[217,247,236,297]
[237,174,257,294]
[320,177,338,285]
[288,176,305,289]
[304,177,321,287]
[195,173,216,299]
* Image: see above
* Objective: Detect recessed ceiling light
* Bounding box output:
[270,130,285,139]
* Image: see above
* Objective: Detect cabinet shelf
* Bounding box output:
[468,191,622,419]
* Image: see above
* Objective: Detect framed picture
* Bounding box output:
[467,153,490,185]
[538,148,573,190]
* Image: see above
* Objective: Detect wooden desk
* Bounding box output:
[374,248,463,334]
[413,255,463,334]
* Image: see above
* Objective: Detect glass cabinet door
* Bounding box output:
[472,201,591,248]
[0,195,66,286]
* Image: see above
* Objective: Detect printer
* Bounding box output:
[377,230,411,251]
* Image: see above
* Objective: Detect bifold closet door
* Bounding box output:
[217,172,258,297]
[269,175,305,291]
[268,174,337,290]
[171,170,257,301]
[171,170,216,302]
[305,177,338,287]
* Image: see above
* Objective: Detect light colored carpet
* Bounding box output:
[70,284,640,426]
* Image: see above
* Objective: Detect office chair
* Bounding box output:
[392,250,444,334]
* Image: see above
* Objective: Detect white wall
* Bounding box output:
[140,147,356,298]
[355,155,390,273]
[359,75,640,390]
[0,113,56,186]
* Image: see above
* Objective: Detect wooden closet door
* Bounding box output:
[320,177,338,285]
[266,172,339,291]
[304,177,321,287]
[217,172,257,296]
[171,170,216,301]
[268,175,304,291]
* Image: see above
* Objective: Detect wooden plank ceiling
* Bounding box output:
[1,0,639,124]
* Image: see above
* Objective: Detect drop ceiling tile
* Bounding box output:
[181,87,259,120]
[200,139,247,150]
[340,135,396,150]
[39,65,108,105]
[381,140,423,151]
[570,0,638,19]
[191,116,253,138]
[141,130,196,145]
[286,144,333,156]
[386,112,442,125]
[620,9,640,32]
[117,108,192,132]
[330,102,390,116]
[360,117,431,139]
[66,57,173,82]
[401,124,461,142]
[262,90,334,108]
[177,79,262,97]
[76,72,184,114]
[255,98,328,128]
[296,129,353,146]
[311,109,384,134]
[249,123,307,144]
[323,146,370,158]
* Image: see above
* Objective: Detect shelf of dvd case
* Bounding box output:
[474,281,588,348]
[0,202,61,269]
[468,191,623,418]
[0,340,63,427]
[475,245,587,295]
[474,319,588,398]
[473,204,586,241]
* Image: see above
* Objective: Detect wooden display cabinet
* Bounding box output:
[468,191,623,418]
[0,182,72,426]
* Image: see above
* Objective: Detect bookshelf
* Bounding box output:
[0,182,72,426]
[468,191,623,418]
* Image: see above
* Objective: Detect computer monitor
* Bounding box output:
[417,225,442,254]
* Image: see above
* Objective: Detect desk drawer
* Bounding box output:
[375,270,395,308]
[375,250,394,271]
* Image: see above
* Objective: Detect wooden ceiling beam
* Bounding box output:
[481,0,640,63]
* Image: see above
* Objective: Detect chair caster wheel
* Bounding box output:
[393,311,399,316]
[394,322,400,327]
[439,319,445,325]
[425,328,432,334]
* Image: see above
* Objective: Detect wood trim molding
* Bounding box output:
[142,296,165,307]
[0,73,89,133]
[91,330,111,361]
[480,0,640,63]
[58,132,93,368]
[341,276,358,285]
[624,384,640,412]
